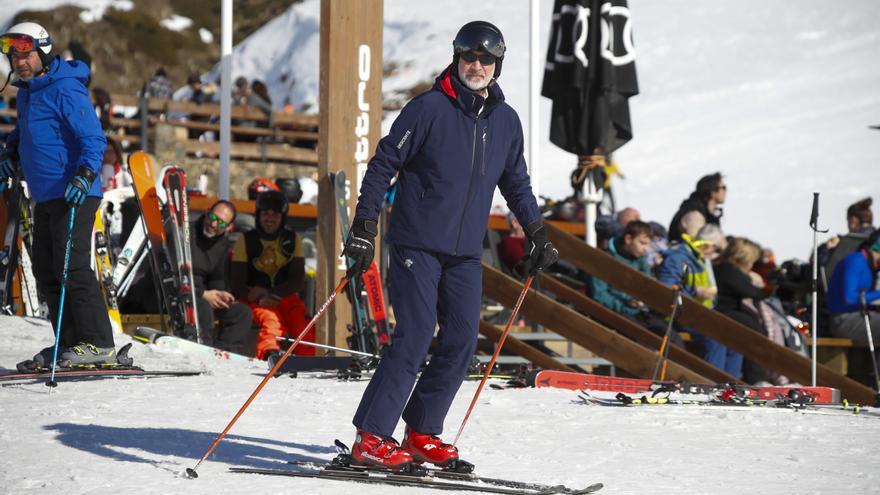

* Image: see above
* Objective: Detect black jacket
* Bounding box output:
[714,261,765,314]
[668,194,722,241]
[190,217,231,297]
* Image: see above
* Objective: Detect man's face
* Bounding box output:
[259,208,283,235]
[457,50,496,92]
[624,233,652,258]
[711,181,727,204]
[11,50,43,82]
[203,205,234,238]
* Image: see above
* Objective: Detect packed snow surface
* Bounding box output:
[2,316,879,494]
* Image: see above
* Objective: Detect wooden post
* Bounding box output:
[316,0,384,350]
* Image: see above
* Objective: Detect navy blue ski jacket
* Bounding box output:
[6,56,105,203]
[355,65,540,258]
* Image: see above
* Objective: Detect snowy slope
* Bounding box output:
[2,316,880,494]
[3,0,879,259]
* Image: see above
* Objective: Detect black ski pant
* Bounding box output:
[32,197,114,348]
[196,297,254,356]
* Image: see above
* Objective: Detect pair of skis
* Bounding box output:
[332,171,390,355]
[231,439,603,494]
[4,343,202,384]
[128,151,200,342]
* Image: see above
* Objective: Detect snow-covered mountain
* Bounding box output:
[203,0,880,261]
[5,0,879,260]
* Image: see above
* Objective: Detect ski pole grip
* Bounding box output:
[860,290,868,313]
[810,192,819,228]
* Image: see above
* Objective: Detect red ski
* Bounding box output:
[527,369,841,404]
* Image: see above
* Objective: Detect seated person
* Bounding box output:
[826,230,880,357]
[714,237,766,382]
[191,200,255,354]
[659,221,748,374]
[592,221,684,347]
[231,190,313,361]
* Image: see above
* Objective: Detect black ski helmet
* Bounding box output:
[452,21,505,79]
[256,189,289,216]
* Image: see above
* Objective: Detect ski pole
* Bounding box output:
[652,285,683,382]
[275,336,380,359]
[186,277,349,479]
[47,205,77,388]
[453,275,533,447]
[859,291,880,391]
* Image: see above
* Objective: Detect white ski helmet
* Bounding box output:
[2,21,53,66]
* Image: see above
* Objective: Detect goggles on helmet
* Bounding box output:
[0,33,49,54]
[453,28,505,59]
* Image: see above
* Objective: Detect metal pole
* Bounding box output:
[219,0,232,200]
[809,192,823,387]
[529,0,540,198]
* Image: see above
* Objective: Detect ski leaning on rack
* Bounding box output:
[94,204,124,333]
[161,167,200,342]
[128,151,198,341]
[0,176,24,314]
[332,171,384,354]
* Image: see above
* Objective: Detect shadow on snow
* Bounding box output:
[44,423,335,471]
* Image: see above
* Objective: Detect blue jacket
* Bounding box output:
[355,66,540,258]
[591,236,652,317]
[7,57,105,203]
[657,235,715,308]
[827,250,880,314]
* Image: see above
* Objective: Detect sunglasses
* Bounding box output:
[208,211,230,229]
[459,51,496,65]
[0,34,46,55]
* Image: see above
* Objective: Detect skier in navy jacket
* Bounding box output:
[0,22,116,369]
[343,21,558,470]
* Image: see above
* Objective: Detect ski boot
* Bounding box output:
[351,430,415,471]
[16,346,59,372]
[58,342,119,368]
[402,427,473,472]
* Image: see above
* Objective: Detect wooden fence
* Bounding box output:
[0,88,318,166]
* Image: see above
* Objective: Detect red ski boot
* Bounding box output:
[351,430,414,470]
[402,427,460,467]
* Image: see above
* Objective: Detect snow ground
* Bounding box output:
[2,316,879,495]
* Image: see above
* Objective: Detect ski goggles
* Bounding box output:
[459,51,497,66]
[208,211,230,229]
[0,33,50,55]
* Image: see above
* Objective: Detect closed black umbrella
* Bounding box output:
[542,0,639,158]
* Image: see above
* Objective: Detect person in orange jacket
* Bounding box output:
[231,190,313,362]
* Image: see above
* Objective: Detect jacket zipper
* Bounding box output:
[480,127,488,176]
[453,116,479,255]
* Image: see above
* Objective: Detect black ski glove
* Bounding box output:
[343,217,378,279]
[65,166,97,206]
[524,220,559,276]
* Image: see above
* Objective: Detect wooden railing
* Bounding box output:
[0,90,319,165]
[545,223,877,404]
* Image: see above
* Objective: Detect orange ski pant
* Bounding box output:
[250,294,315,359]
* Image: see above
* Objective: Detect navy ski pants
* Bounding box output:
[353,244,482,437]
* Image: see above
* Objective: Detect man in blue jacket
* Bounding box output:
[0,22,115,368]
[342,21,558,470]
[826,231,880,352]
